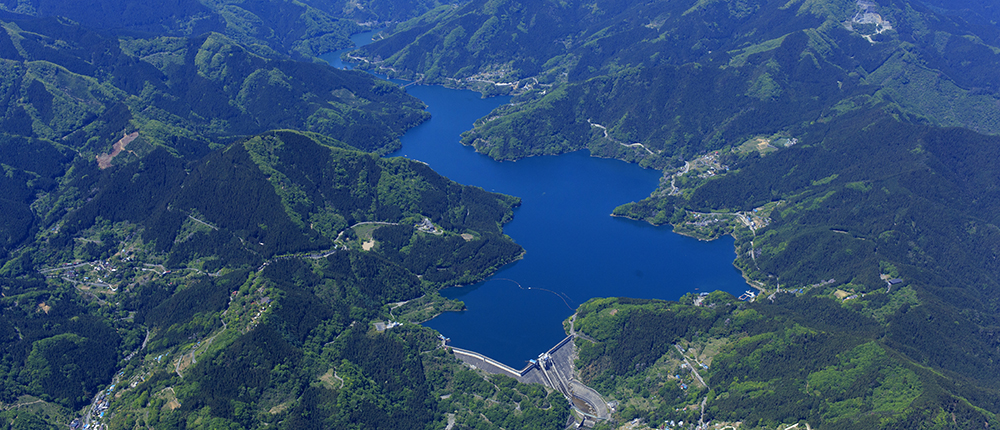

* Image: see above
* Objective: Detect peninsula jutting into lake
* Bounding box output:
[3,0,1000,428]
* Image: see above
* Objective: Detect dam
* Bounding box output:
[448,335,610,422]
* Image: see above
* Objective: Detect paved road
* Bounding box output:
[547,337,609,419]
[675,344,709,389]
[499,335,611,420]
[451,348,525,380]
[449,331,611,420]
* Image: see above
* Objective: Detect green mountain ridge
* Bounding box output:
[0,16,430,256]
[338,0,1000,427]
[0,0,472,60]
[0,19,427,154]
[3,0,1000,429]
[0,12,567,430]
[353,0,1000,167]
[570,294,1000,429]
[31,129,523,282]
[1,129,541,429]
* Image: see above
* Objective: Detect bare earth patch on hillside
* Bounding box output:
[96,131,139,169]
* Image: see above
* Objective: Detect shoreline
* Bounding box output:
[609,212,766,295]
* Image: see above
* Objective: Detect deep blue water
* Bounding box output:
[318,29,384,69]
[323,36,749,368]
[385,86,746,368]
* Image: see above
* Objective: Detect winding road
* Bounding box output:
[587,120,656,155]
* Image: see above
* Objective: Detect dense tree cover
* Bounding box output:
[0,127,532,428]
[141,272,248,351]
[573,294,1000,429]
[13,128,523,269]
[301,0,471,25]
[0,134,73,251]
[0,0,417,60]
[85,250,564,430]
[356,0,1000,167]
[620,111,1000,380]
[371,223,523,286]
[0,15,431,257]
[608,110,1000,428]
[0,278,123,409]
[0,5,546,430]
[356,0,589,82]
[0,11,526,423]
[574,297,727,393]
[0,0,471,59]
[4,0,1000,428]
[13,129,521,278]
[242,130,519,234]
[0,18,427,154]
[441,372,569,430]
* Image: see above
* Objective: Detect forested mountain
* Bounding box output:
[0,9,566,429]
[354,0,1000,166]
[0,17,426,155]
[589,110,1000,428]
[344,0,1000,428]
[0,16,429,256]
[0,129,539,429]
[3,0,1000,429]
[0,0,470,59]
[33,130,523,277]
[570,293,1000,429]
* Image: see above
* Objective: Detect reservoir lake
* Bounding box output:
[325,35,749,368]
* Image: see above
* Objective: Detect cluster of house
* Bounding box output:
[415,218,440,234]
[70,385,116,430]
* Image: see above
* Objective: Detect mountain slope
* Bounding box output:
[0,18,427,154]
[570,294,1000,429]
[354,0,1000,167]
[1,130,535,428]
[34,130,522,279]
[0,0,471,59]
[0,16,429,256]
[0,5,578,430]
[4,1,1000,428]
[344,0,1000,427]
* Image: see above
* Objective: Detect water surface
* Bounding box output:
[325,37,748,368]
[386,86,747,367]
[319,29,383,69]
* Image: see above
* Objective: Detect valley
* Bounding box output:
[2,0,1000,429]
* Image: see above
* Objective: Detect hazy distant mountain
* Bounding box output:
[354,0,1000,166]
[918,0,1000,27]
[0,0,470,59]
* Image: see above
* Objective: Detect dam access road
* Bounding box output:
[449,335,610,422]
